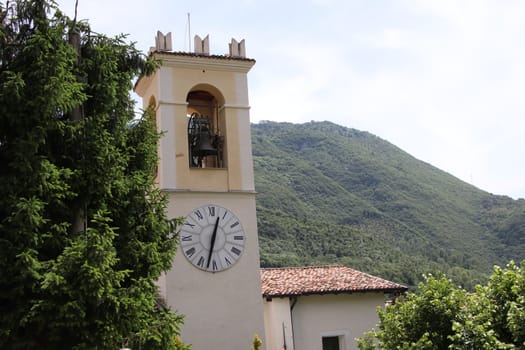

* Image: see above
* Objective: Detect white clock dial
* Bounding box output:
[180,204,246,272]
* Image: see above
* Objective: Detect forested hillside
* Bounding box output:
[252,121,525,289]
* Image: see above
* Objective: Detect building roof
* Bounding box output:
[150,50,256,63]
[261,265,407,298]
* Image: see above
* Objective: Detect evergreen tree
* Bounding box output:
[0,1,187,348]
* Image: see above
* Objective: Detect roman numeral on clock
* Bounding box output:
[231,246,242,256]
[194,210,204,220]
[185,247,196,257]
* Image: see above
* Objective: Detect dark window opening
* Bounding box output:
[322,336,340,350]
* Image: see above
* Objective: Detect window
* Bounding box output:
[321,331,348,350]
[322,336,340,350]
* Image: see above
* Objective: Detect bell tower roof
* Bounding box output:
[135,32,255,93]
[149,50,256,63]
[146,30,255,64]
[145,50,255,74]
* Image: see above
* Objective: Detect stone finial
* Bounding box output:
[229,38,246,58]
[152,31,172,52]
[194,34,210,55]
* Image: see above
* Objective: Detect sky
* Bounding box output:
[57,0,525,199]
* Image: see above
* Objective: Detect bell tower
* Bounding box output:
[135,32,265,349]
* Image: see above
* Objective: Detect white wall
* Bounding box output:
[263,298,294,350]
[264,293,385,350]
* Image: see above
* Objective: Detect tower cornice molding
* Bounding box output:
[156,101,251,110]
[158,100,189,107]
[153,52,255,73]
[161,188,257,195]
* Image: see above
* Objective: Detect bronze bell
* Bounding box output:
[193,127,218,157]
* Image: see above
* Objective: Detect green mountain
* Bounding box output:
[252,121,525,289]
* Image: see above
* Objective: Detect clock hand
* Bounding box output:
[206,217,220,269]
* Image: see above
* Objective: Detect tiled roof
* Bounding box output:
[261,265,407,297]
[150,50,256,63]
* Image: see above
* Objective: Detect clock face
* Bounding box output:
[180,204,246,272]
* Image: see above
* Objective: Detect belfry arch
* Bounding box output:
[186,84,227,168]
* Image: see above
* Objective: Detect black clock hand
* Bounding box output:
[207,217,220,269]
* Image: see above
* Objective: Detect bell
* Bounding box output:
[192,129,218,157]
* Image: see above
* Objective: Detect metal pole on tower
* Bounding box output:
[188,13,191,52]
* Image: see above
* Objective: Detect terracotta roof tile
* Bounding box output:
[150,50,256,62]
[261,265,407,297]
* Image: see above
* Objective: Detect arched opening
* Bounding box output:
[186,85,226,168]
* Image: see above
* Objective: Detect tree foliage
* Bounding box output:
[0,1,186,348]
[357,261,525,349]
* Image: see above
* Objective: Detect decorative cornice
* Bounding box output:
[158,100,188,106]
[161,188,257,195]
[158,101,250,109]
[152,51,255,73]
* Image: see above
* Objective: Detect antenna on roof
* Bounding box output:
[187,13,191,52]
